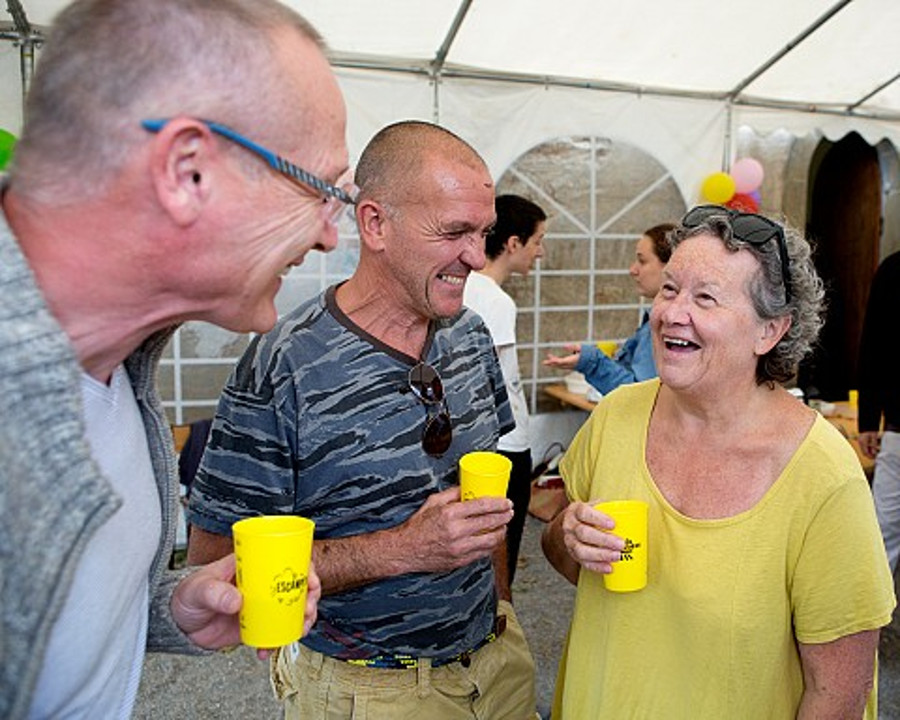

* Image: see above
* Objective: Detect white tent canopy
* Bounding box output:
[4,0,900,194]
[314,0,900,117]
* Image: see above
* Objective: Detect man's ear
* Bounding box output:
[505,235,522,254]
[148,119,214,227]
[356,199,389,252]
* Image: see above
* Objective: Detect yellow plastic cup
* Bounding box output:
[848,389,858,408]
[232,515,315,648]
[459,451,512,500]
[596,341,618,358]
[594,500,648,592]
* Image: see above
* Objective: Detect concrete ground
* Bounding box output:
[135,513,900,719]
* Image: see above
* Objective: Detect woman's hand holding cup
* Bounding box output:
[560,501,625,575]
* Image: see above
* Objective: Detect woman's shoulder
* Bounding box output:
[806,413,866,463]
[588,378,660,427]
[605,377,660,404]
[789,412,869,492]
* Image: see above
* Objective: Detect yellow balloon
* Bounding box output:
[701,172,736,204]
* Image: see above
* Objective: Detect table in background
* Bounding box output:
[544,385,873,476]
[543,384,597,412]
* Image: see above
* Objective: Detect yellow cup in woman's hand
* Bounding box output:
[594,500,648,592]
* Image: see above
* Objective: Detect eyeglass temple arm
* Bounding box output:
[143,117,282,170]
[141,118,354,204]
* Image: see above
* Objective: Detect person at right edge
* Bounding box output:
[858,249,900,573]
[542,204,895,718]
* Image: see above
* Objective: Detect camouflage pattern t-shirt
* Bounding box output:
[188,285,513,661]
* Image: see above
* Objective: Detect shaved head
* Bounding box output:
[355,121,489,212]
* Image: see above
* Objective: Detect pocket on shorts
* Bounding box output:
[270,645,299,702]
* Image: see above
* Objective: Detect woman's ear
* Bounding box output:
[148,119,213,227]
[756,315,792,356]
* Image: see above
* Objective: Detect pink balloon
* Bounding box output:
[731,157,764,194]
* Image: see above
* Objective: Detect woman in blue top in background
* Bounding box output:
[544,223,674,394]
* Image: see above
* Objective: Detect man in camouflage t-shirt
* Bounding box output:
[187,121,537,719]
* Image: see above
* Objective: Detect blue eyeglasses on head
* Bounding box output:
[141,118,357,221]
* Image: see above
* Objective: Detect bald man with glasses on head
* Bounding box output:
[188,120,538,720]
[0,1,351,718]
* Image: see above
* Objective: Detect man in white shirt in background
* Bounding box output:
[464,194,546,586]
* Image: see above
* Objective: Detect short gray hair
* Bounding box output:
[10,0,323,201]
[668,213,825,385]
[355,120,487,219]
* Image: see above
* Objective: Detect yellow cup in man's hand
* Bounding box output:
[459,451,512,500]
[232,515,315,648]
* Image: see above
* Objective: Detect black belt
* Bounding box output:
[343,614,507,670]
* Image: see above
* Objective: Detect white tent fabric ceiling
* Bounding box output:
[5,0,900,117]
[305,0,900,118]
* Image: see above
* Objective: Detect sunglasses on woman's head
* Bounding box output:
[408,362,453,457]
[681,204,792,303]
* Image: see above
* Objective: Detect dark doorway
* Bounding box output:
[800,132,881,402]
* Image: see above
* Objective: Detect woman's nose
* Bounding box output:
[658,292,691,324]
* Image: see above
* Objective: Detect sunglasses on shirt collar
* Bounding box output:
[407,362,453,457]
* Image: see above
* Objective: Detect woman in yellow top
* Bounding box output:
[542,205,896,719]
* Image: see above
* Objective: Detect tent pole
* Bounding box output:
[19,36,35,101]
[727,0,852,99]
[431,0,473,77]
[429,0,474,125]
[432,69,441,124]
[4,0,42,120]
[848,71,900,113]
[722,101,734,172]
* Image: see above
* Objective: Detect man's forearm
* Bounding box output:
[314,528,412,595]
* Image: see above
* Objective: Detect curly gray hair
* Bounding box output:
[668,210,825,385]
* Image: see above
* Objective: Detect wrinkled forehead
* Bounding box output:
[428,158,493,198]
[396,155,494,214]
[668,232,761,286]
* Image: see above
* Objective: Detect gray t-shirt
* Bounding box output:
[189,285,513,661]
